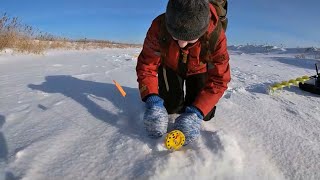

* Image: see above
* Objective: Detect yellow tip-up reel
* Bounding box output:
[165,130,185,151]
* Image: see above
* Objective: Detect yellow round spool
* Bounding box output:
[165,130,185,151]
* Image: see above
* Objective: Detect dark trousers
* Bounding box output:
[158,66,216,121]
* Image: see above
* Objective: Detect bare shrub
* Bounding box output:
[0,13,141,54]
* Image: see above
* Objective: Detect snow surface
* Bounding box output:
[0,47,320,180]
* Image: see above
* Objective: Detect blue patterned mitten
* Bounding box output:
[174,106,203,145]
[143,95,169,138]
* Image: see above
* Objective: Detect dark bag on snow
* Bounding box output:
[298,63,320,95]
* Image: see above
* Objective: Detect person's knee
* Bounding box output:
[164,102,184,114]
[203,106,217,121]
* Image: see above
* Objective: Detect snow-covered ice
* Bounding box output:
[0,47,319,180]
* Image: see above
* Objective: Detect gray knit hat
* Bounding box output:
[165,0,210,41]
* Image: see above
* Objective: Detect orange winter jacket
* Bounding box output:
[136,4,231,116]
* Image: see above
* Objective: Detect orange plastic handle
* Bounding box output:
[113,80,126,97]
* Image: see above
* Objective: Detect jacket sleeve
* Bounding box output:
[193,30,231,116]
[136,17,162,101]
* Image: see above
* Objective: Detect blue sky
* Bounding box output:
[1,0,319,47]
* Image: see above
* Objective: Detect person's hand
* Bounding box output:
[143,95,169,138]
[174,106,203,145]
